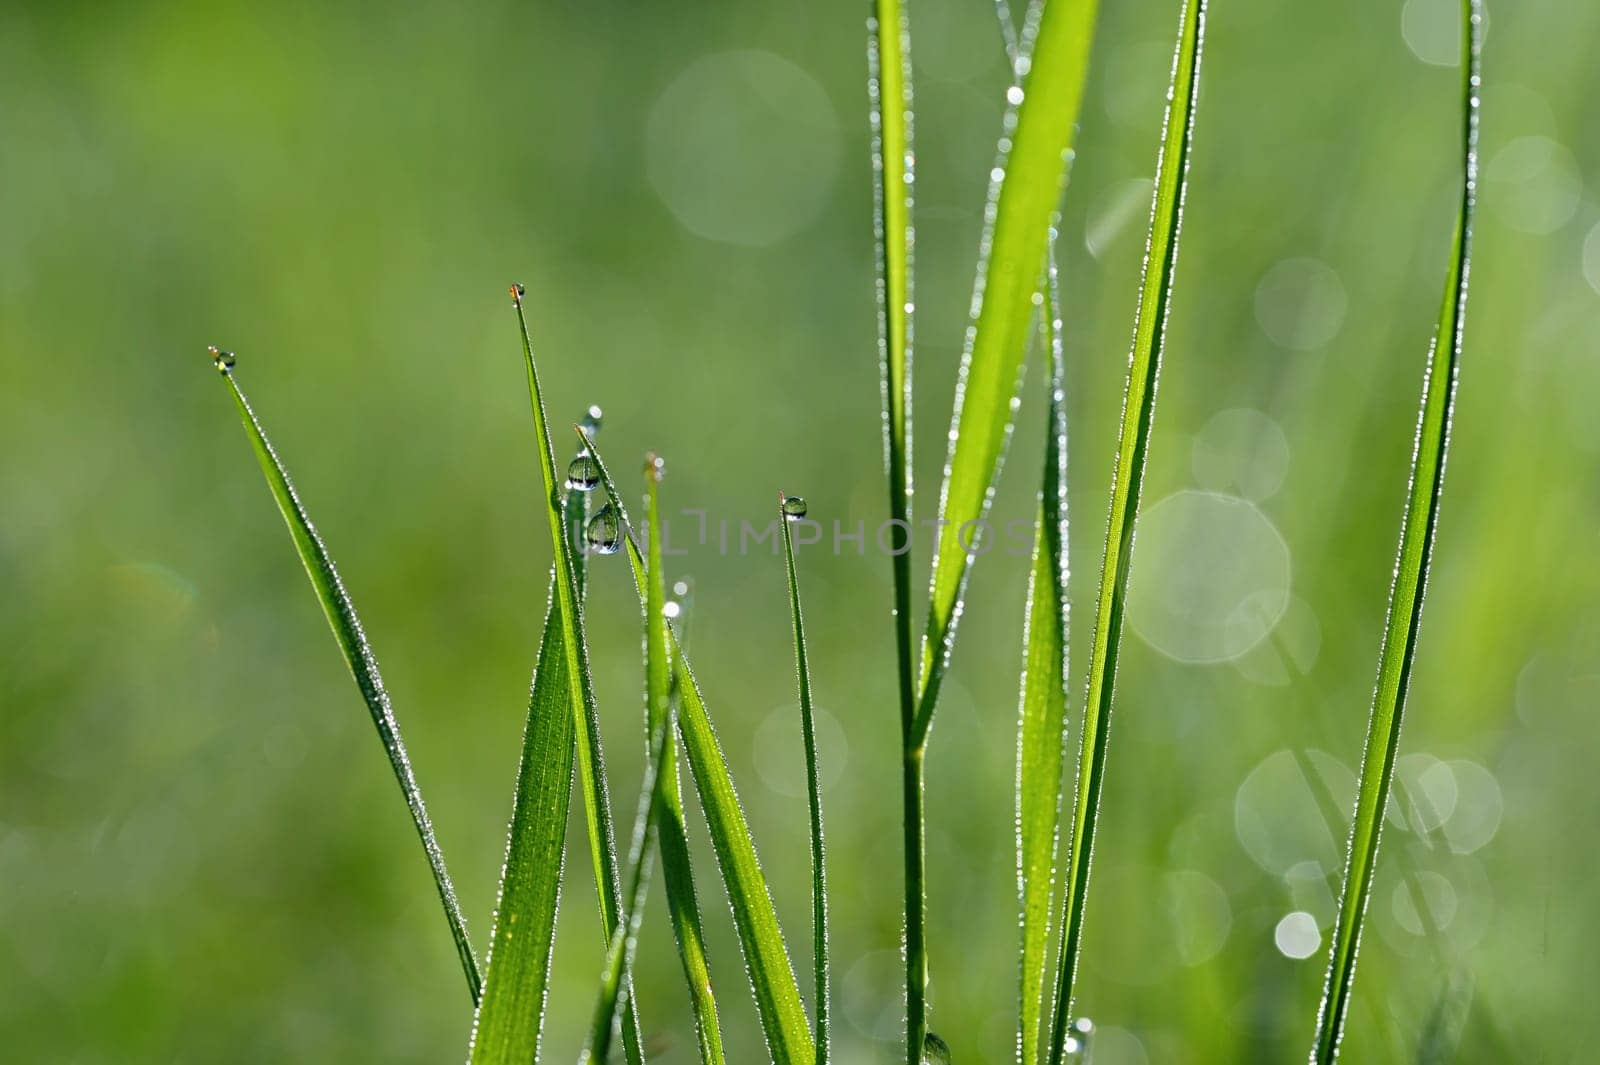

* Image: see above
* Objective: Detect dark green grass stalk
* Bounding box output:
[779,497,831,1065]
[210,351,481,1003]
[645,461,726,1064]
[580,627,676,1065]
[1310,3,1481,1059]
[1049,0,1208,1055]
[579,429,815,1064]
[468,472,592,1063]
[509,286,644,1065]
[865,3,924,1059]
[1014,244,1070,1065]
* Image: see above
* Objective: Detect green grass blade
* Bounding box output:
[580,691,675,1065]
[211,354,481,1003]
[468,578,576,1064]
[867,9,925,1057]
[1311,5,1481,1060]
[580,430,816,1065]
[779,498,832,1065]
[1049,0,1208,1054]
[509,286,645,1065]
[910,0,1099,750]
[645,461,727,1064]
[1015,246,1070,1065]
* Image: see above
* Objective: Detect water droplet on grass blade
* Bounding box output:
[585,504,621,555]
[921,1031,951,1065]
[781,495,808,520]
[565,454,600,492]
[207,346,236,372]
[580,404,603,436]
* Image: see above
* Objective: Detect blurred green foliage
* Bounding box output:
[2,0,1597,1061]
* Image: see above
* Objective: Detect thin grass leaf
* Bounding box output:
[1048,1,1208,1055]
[1015,245,1070,1065]
[779,497,832,1065]
[1311,5,1481,1060]
[867,8,925,1056]
[469,464,592,1064]
[645,460,726,1064]
[509,287,644,1065]
[580,692,676,1065]
[210,352,481,1003]
[580,429,815,1065]
[909,0,1099,751]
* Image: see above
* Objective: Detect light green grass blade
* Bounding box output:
[211,353,481,1003]
[780,498,832,1065]
[509,286,644,1065]
[645,461,726,1064]
[1015,246,1070,1065]
[910,0,1099,749]
[580,685,675,1065]
[580,429,816,1065]
[468,577,576,1064]
[1049,0,1208,1055]
[1311,5,1481,1060]
[867,10,925,1057]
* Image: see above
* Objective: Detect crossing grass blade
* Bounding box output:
[580,679,675,1065]
[468,463,593,1064]
[1049,0,1208,1054]
[1311,4,1481,1060]
[467,579,575,1064]
[779,497,831,1065]
[579,429,816,1065]
[1015,246,1070,1065]
[644,460,727,1064]
[909,0,1099,750]
[210,352,481,1004]
[509,286,645,1065]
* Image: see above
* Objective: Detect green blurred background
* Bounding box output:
[3,0,1597,1060]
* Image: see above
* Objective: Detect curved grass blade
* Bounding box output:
[779,497,832,1065]
[210,352,481,1003]
[580,691,676,1065]
[467,577,575,1064]
[909,0,1099,751]
[1049,1,1208,1054]
[579,429,816,1065]
[645,461,727,1064]
[1015,245,1070,1065]
[1311,5,1481,1060]
[509,287,644,1065]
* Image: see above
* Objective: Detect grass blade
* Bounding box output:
[210,351,481,1003]
[1311,4,1481,1059]
[468,578,576,1064]
[580,674,676,1065]
[909,0,1099,749]
[645,461,727,1064]
[1015,246,1070,1065]
[1049,0,1208,1054]
[509,286,645,1065]
[866,6,924,1056]
[779,497,832,1065]
[580,430,816,1065]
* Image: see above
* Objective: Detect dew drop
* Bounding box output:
[781,495,808,520]
[1006,85,1025,106]
[580,404,603,437]
[921,1031,952,1065]
[585,504,621,555]
[509,282,526,301]
[645,453,664,482]
[207,346,236,372]
[565,454,600,492]
[662,600,682,620]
